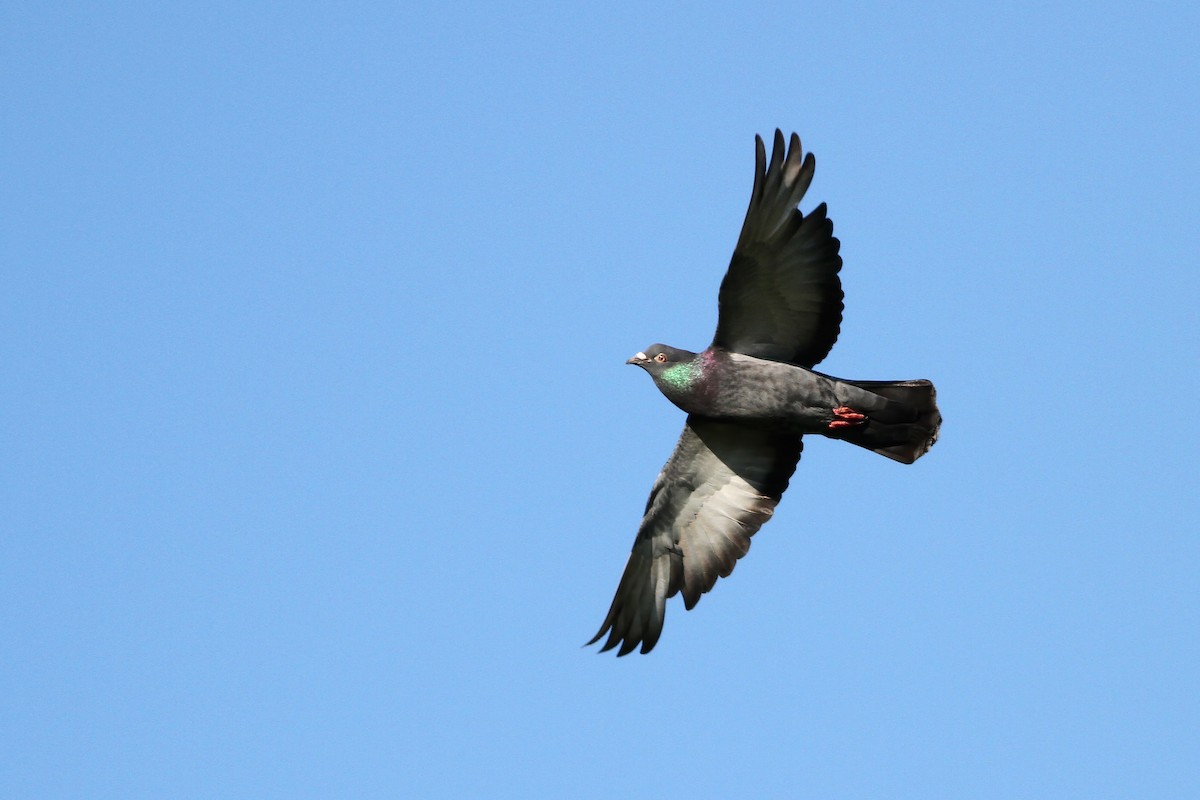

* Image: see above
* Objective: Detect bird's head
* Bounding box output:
[626,344,697,377]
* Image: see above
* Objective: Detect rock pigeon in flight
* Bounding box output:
[588,130,941,656]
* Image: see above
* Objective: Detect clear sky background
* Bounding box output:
[3,2,1197,797]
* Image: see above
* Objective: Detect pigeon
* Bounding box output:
[588,130,941,656]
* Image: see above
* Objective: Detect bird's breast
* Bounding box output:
[703,358,840,432]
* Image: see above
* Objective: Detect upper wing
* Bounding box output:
[711,130,843,367]
[588,416,802,655]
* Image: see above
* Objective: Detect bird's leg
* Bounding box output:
[828,406,867,430]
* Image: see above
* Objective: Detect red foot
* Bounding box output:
[828,406,867,430]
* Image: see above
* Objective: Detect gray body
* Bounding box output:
[663,352,852,432]
[649,348,938,461]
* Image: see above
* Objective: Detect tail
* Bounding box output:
[836,379,941,464]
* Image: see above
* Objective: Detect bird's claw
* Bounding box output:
[828,406,867,430]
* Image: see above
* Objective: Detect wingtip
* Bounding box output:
[585,620,662,656]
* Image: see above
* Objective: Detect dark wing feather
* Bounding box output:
[588,417,802,655]
[712,130,843,367]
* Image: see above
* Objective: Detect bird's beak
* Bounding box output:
[626,351,648,365]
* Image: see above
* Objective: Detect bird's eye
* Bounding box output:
[654,353,667,363]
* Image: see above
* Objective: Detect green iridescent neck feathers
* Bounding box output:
[660,360,699,390]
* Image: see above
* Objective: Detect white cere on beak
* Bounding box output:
[633,352,647,361]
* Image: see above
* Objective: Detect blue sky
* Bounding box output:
[3,2,1197,797]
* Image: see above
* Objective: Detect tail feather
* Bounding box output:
[839,379,940,464]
